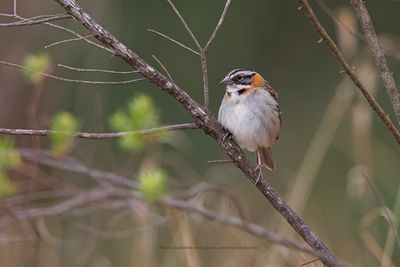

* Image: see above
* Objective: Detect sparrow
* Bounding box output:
[218,68,281,183]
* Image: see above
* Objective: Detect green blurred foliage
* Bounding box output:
[139,169,167,203]
[109,94,163,151]
[0,138,21,196]
[21,52,51,85]
[50,112,80,155]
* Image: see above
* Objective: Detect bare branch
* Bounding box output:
[45,22,112,53]
[147,29,200,56]
[200,0,232,109]
[299,0,400,145]
[0,14,70,27]
[45,34,94,49]
[200,53,209,109]
[350,0,400,126]
[47,0,346,265]
[161,196,318,257]
[315,0,400,60]
[13,0,17,16]
[19,149,139,189]
[0,123,197,139]
[165,0,201,51]
[0,60,145,85]
[58,64,138,74]
[14,152,318,257]
[204,0,232,52]
[152,55,173,80]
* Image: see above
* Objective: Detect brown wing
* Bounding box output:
[264,83,282,141]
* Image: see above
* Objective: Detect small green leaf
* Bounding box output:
[21,53,51,85]
[139,169,167,203]
[0,138,19,197]
[109,94,160,151]
[0,171,15,197]
[50,112,80,155]
[0,137,21,170]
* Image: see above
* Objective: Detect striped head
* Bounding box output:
[220,68,266,93]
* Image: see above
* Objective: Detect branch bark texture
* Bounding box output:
[51,0,344,265]
[350,0,400,127]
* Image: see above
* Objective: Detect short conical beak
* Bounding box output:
[220,76,233,85]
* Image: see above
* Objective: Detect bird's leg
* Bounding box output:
[255,150,263,185]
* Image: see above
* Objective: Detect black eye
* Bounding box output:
[235,75,244,82]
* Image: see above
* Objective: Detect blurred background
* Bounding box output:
[0,0,400,266]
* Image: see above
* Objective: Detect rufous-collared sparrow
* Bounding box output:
[218,68,281,183]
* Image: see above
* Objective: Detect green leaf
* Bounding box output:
[109,94,160,151]
[0,171,15,197]
[50,112,80,155]
[21,53,51,85]
[0,138,19,197]
[139,169,167,203]
[0,137,21,170]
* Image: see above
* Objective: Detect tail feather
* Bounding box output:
[257,147,275,171]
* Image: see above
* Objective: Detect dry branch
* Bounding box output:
[0,13,70,27]
[14,149,318,257]
[299,0,400,145]
[0,123,197,139]
[0,60,145,85]
[350,0,400,126]
[49,0,345,265]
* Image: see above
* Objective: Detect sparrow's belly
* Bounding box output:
[218,91,280,152]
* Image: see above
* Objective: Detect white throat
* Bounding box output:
[226,84,249,93]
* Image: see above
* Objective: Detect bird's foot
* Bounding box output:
[222,131,232,143]
[254,164,264,185]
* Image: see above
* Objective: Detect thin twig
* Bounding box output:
[13,0,17,16]
[58,64,138,74]
[201,0,231,109]
[0,123,197,139]
[300,258,321,266]
[165,0,201,51]
[0,60,145,85]
[299,0,400,145]
[200,53,209,109]
[0,8,110,52]
[147,29,200,56]
[19,149,139,189]
[0,14,70,27]
[207,159,233,164]
[45,22,112,52]
[45,34,94,49]
[361,172,400,245]
[204,0,232,52]
[350,0,400,126]
[152,55,173,80]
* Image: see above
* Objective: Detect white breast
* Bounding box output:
[218,89,280,152]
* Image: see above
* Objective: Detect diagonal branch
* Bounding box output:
[299,0,400,145]
[50,0,345,265]
[204,0,232,52]
[350,0,400,126]
[165,0,202,51]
